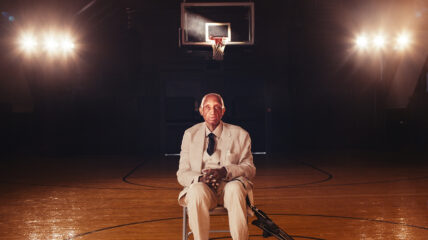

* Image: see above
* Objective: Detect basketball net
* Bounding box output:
[210,37,227,61]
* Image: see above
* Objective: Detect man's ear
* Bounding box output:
[199,107,203,116]
[221,107,226,116]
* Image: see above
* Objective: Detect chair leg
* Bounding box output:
[183,207,188,240]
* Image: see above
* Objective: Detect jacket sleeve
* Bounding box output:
[177,131,202,187]
[224,130,256,181]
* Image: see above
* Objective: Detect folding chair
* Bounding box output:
[182,206,230,240]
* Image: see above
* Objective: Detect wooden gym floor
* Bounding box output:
[1,150,427,240]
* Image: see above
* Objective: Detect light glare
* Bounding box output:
[356,35,368,49]
[373,35,386,49]
[354,30,414,53]
[395,33,410,50]
[43,35,59,53]
[60,36,75,52]
[17,30,77,57]
[19,34,38,53]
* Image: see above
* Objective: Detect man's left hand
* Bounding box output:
[202,167,227,190]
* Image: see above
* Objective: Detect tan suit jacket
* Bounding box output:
[177,122,256,209]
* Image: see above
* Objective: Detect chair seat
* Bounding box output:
[209,206,228,215]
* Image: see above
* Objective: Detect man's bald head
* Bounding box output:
[200,93,225,109]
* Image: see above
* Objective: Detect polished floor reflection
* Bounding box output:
[1,151,427,240]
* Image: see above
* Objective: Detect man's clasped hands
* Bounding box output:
[199,167,228,191]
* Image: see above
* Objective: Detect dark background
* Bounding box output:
[0,0,427,157]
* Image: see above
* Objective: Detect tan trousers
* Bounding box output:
[185,181,248,240]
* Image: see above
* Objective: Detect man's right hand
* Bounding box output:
[199,174,219,191]
[199,167,227,191]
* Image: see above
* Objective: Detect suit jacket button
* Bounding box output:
[217,162,220,165]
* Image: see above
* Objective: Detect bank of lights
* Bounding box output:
[355,32,411,51]
[18,32,76,56]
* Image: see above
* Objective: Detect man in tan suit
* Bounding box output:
[177,93,256,240]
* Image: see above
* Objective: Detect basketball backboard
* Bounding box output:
[180,2,255,46]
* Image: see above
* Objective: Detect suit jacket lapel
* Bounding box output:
[220,123,232,160]
[192,123,205,172]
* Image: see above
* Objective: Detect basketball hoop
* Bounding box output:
[209,36,227,61]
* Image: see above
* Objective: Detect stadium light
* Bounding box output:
[60,35,75,53]
[355,35,369,49]
[353,29,413,134]
[19,33,38,54]
[354,30,412,52]
[17,30,76,57]
[43,34,59,54]
[373,34,386,49]
[395,32,411,51]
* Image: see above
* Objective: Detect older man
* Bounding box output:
[177,93,256,240]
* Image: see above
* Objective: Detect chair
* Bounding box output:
[182,206,231,240]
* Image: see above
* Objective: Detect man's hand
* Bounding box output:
[199,167,227,191]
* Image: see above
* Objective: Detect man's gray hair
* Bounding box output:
[200,93,225,109]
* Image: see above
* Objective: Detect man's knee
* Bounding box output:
[186,182,212,204]
[224,181,246,199]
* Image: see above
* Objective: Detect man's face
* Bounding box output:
[200,95,225,126]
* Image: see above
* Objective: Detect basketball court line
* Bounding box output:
[62,212,428,240]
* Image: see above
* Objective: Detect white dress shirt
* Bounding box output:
[202,122,224,170]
